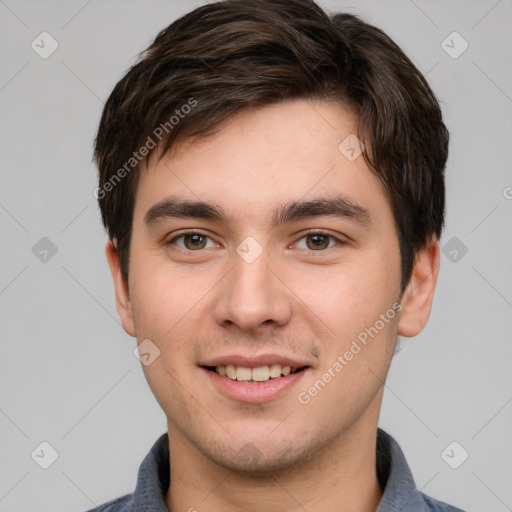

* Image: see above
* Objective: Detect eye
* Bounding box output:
[294,232,344,251]
[167,231,344,252]
[168,232,217,250]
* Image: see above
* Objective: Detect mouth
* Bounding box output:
[199,353,313,402]
[200,358,312,403]
[203,364,308,382]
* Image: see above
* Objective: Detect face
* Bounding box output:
[108,98,435,474]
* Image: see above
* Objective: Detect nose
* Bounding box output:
[213,245,293,332]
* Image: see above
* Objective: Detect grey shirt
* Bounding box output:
[86,429,465,511]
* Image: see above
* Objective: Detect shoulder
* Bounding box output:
[84,493,133,512]
[376,429,466,512]
[421,492,467,512]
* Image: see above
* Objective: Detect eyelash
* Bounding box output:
[166,229,346,252]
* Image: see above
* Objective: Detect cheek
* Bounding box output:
[292,255,400,333]
[292,255,401,394]
[128,260,211,379]
[129,258,204,337]
[130,269,201,418]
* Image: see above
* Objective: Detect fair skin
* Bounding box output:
[106,98,439,512]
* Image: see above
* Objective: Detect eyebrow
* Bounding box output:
[144,195,372,229]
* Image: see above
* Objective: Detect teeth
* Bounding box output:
[269,364,282,378]
[225,365,237,379]
[236,366,252,381]
[214,364,299,382]
[252,365,270,381]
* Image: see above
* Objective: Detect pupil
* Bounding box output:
[308,234,328,250]
[186,234,205,249]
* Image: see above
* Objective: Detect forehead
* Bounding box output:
[133,98,391,227]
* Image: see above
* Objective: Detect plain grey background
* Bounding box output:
[1,1,511,511]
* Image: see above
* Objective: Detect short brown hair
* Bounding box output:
[94,0,449,294]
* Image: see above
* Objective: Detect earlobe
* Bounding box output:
[105,239,137,337]
[397,236,440,338]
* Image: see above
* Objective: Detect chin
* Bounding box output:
[203,437,321,478]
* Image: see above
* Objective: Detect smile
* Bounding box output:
[205,364,306,382]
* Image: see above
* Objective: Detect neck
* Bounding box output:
[165,416,383,512]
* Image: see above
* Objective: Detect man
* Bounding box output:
[89,0,464,510]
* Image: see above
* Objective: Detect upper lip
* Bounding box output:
[199,353,313,369]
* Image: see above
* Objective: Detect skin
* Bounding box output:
[106,98,440,512]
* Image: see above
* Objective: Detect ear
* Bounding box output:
[105,239,137,337]
[397,236,440,338]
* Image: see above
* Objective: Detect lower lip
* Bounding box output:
[202,367,308,403]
